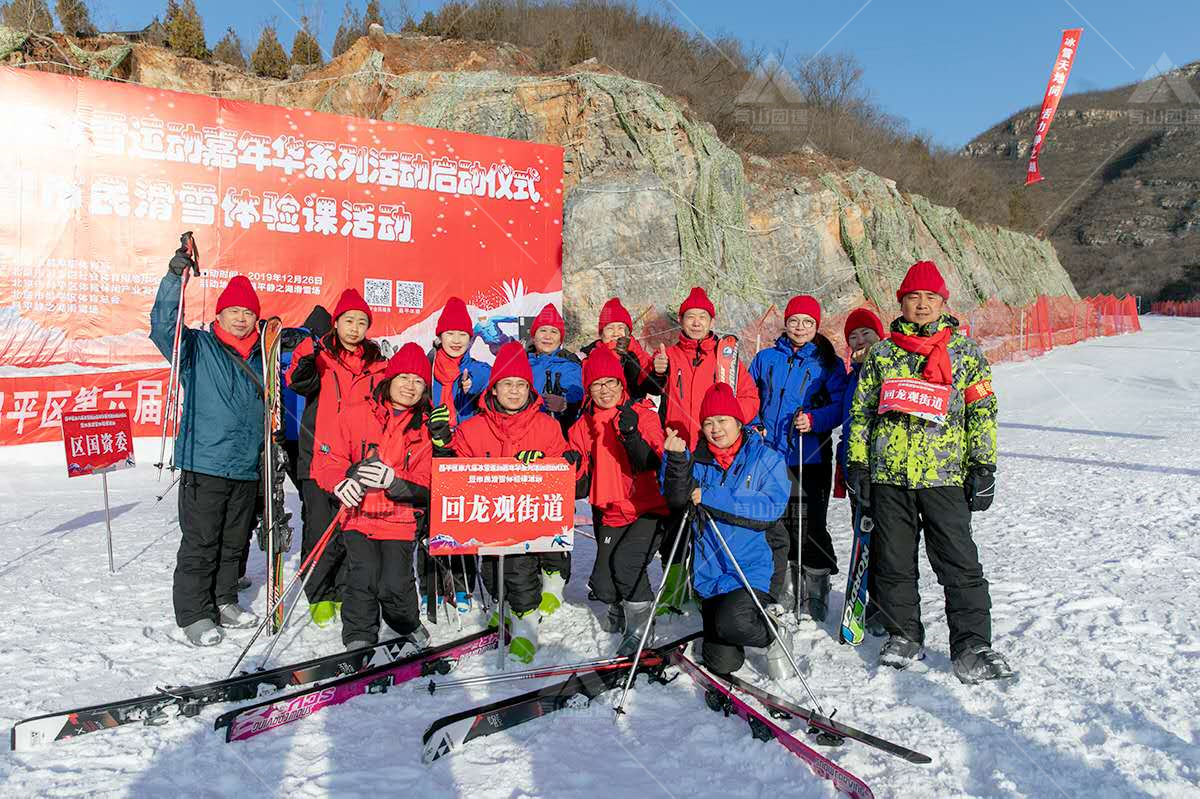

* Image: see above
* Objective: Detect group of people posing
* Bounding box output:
[151,247,1014,686]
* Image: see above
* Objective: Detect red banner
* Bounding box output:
[61,407,135,477]
[0,367,168,445]
[1025,28,1083,185]
[877,378,951,425]
[428,457,575,555]
[0,66,564,368]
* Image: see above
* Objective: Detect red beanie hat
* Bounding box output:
[532,303,565,338]
[436,296,473,337]
[679,286,715,318]
[487,341,534,391]
[784,295,821,327]
[215,275,261,317]
[699,382,744,424]
[382,342,431,384]
[843,307,884,344]
[896,260,950,302]
[582,346,627,391]
[332,288,372,327]
[597,298,634,336]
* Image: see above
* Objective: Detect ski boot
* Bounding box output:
[218,603,258,629]
[182,619,224,647]
[508,609,540,664]
[864,605,887,638]
[952,645,1014,685]
[396,624,432,658]
[655,562,689,616]
[236,576,251,591]
[345,638,374,652]
[800,567,831,623]
[878,635,925,670]
[600,603,625,634]
[617,601,655,657]
[538,570,566,616]
[310,601,338,629]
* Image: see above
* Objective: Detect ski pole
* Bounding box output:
[430,654,633,693]
[613,507,692,718]
[155,270,188,479]
[700,509,827,716]
[227,509,345,677]
[155,472,182,503]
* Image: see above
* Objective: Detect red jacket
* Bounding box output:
[653,334,758,449]
[286,336,388,479]
[454,395,567,460]
[312,401,433,541]
[568,399,668,527]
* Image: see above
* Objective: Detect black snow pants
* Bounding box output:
[871,483,992,659]
[699,588,775,675]
[300,479,346,604]
[588,515,662,604]
[481,553,542,616]
[174,471,259,628]
[340,530,420,646]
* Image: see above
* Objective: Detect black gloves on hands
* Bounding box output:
[427,405,452,448]
[616,401,639,437]
[964,466,996,512]
[846,466,872,515]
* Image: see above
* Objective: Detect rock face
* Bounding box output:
[8,29,1080,345]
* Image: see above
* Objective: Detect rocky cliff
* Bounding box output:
[4,28,1079,346]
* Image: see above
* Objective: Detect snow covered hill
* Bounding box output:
[2,317,1197,798]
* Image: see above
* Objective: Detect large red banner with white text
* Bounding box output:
[0,66,564,369]
[1025,28,1083,185]
[0,367,169,445]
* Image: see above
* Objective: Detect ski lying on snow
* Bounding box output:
[10,632,445,751]
[723,671,931,764]
[217,627,498,742]
[669,651,874,799]
[421,632,701,764]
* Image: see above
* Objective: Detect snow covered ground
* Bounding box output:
[1,316,1198,798]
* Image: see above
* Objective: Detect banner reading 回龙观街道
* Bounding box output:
[0,66,564,369]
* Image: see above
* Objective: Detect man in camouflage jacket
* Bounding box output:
[846,260,1013,685]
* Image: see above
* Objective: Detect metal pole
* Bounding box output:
[496,555,506,671]
[701,512,826,716]
[101,472,114,574]
[614,507,691,718]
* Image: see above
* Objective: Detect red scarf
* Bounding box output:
[710,434,743,471]
[433,348,462,425]
[587,403,627,508]
[889,327,953,385]
[213,320,259,360]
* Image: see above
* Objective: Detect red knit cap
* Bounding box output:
[532,303,565,338]
[332,288,372,326]
[784,294,821,327]
[215,275,261,317]
[436,296,472,337]
[699,382,743,424]
[582,346,627,391]
[382,342,431,384]
[487,341,534,391]
[597,298,633,336]
[679,286,715,318]
[896,260,950,302]
[843,307,884,344]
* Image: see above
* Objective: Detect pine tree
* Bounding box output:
[211,26,246,70]
[251,25,289,79]
[539,34,563,72]
[165,0,207,59]
[331,2,362,57]
[55,0,96,36]
[567,31,594,65]
[291,16,323,67]
[0,0,54,33]
[363,0,383,29]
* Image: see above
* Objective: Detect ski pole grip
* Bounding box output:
[181,231,201,275]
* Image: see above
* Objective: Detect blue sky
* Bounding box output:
[100,1,1197,147]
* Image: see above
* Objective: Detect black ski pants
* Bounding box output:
[768,462,835,597]
[539,551,571,581]
[300,479,346,604]
[481,553,541,616]
[174,471,259,628]
[871,484,992,659]
[589,515,661,604]
[341,530,420,645]
[699,588,774,675]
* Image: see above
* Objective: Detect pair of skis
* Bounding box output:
[260,318,291,634]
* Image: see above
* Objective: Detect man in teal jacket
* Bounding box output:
[150,244,265,647]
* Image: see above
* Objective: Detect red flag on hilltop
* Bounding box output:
[1026,28,1083,186]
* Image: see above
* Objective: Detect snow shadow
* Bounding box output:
[999,451,1200,478]
[44,502,140,535]
[999,422,1166,441]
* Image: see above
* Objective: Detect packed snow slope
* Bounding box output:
[1,316,1197,798]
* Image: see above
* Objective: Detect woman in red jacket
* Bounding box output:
[578,298,657,401]
[454,342,568,663]
[568,346,669,655]
[312,343,440,652]
[285,289,388,629]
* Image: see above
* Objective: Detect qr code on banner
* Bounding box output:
[396,280,424,311]
[363,278,393,308]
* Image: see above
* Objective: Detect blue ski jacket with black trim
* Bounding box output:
[749,335,848,467]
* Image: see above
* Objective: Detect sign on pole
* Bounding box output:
[61,408,134,573]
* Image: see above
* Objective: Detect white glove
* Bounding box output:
[355,461,396,489]
[334,478,365,507]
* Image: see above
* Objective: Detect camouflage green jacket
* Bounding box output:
[848,314,997,488]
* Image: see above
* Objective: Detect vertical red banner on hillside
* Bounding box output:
[1025,28,1083,186]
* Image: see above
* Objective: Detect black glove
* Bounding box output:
[427,405,452,448]
[515,450,545,465]
[167,246,194,277]
[615,336,630,356]
[563,450,582,469]
[542,393,567,414]
[616,401,639,437]
[845,466,872,514]
[964,466,996,512]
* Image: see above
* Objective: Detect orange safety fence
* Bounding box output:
[1151,300,1200,317]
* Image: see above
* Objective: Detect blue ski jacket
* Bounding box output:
[429,346,491,423]
[528,347,584,431]
[661,432,790,599]
[149,272,264,482]
[836,362,864,472]
[749,335,848,466]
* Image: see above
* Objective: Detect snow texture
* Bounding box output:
[1,317,1198,797]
